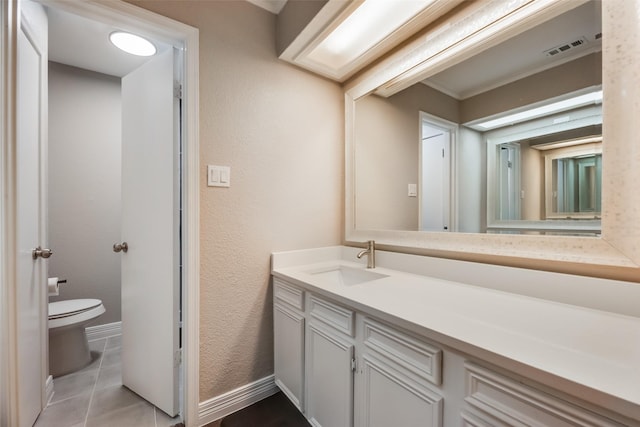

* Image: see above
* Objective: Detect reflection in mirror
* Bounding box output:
[496,143,520,221]
[545,138,602,218]
[553,154,601,213]
[354,0,601,235]
[484,92,602,234]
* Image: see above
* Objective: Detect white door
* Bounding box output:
[16,2,48,426]
[420,123,450,231]
[119,48,180,417]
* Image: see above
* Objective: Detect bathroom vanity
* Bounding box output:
[271,246,640,427]
[269,1,640,424]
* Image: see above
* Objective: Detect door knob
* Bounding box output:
[32,246,53,260]
[113,242,128,253]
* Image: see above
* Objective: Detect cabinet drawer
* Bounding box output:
[362,317,442,386]
[465,363,626,427]
[309,295,355,337]
[274,279,304,311]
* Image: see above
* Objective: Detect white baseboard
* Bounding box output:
[85,321,121,341]
[197,375,278,426]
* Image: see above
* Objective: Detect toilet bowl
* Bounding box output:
[48,299,105,377]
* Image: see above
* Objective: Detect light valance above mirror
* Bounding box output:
[344,0,640,281]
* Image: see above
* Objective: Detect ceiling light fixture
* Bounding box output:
[307,0,434,70]
[109,31,156,57]
[473,89,603,131]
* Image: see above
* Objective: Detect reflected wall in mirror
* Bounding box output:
[353,0,602,235]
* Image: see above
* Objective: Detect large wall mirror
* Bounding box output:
[345,0,640,281]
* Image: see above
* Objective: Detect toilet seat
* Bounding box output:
[48,299,105,330]
[49,299,103,319]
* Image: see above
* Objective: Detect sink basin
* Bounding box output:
[307,265,389,286]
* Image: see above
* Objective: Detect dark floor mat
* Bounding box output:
[220,392,311,427]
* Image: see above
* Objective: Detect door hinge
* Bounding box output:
[351,357,357,373]
[174,348,182,367]
[174,82,183,99]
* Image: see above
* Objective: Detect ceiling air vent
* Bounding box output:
[544,36,588,57]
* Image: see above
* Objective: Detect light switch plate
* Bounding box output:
[207,165,231,187]
[408,183,417,197]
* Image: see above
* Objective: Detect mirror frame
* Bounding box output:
[344,0,640,282]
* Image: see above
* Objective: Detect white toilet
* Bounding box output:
[48,299,105,377]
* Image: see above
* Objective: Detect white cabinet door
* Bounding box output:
[356,355,443,427]
[274,302,305,410]
[306,323,354,427]
[355,316,443,427]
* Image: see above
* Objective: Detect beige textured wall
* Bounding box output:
[354,94,419,230]
[127,0,343,400]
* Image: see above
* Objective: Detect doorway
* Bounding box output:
[1,1,199,426]
[45,3,181,419]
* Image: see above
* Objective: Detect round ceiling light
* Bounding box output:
[109,31,157,57]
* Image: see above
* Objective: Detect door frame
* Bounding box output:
[1,1,20,425]
[0,1,200,425]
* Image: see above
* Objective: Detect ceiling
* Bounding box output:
[46,0,600,91]
[247,0,288,15]
[46,5,172,78]
[46,0,288,78]
[423,1,602,99]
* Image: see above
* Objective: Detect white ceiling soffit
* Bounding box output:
[247,0,288,15]
[280,0,464,83]
[422,1,602,100]
[46,6,173,78]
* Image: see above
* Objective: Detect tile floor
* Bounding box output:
[35,335,181,427]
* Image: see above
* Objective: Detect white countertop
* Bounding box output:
[271,246,640,420]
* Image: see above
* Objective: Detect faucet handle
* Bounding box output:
[357,240,376,268]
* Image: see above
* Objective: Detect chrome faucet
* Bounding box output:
[357,240,376,269]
